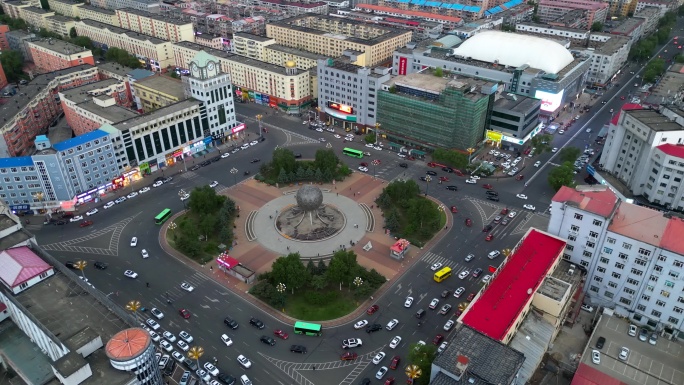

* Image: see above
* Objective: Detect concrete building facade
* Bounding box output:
[537,0,609,29]
[115,8,195,43]
[131,75,184,112]
[46,0,84,18]
[44,15,77,38]
[59,79,134,136]
[27,40,95,73]
[0,24,10,50]
[89,0,159,13]
[20,6,55,30]
[78,5,119,26]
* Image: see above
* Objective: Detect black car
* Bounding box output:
[94,261,108,270]
[189,165,201,171]
[365,323,382,333]
[290,345,307,354]
[217,373,236,385]
[596,336,605,349]
[359,378,371,385]
[482,224,493,232]
[399,163,408,168]
[61,212,74,219]
[54,220,67,225]
[65,261,78,269]
[260,335,276,346]
[426,171,438,176]
[472,268,483,278]
[294,153,302,158]
[485,190,498,196]
[163,177,173,183]
[441,290,451,298]
[210,156,220,163]
[446,185,458,191]
[154,176,164,182]
[162,359,176,375]
[486,196,499,202]
[250,158,260,163]
[260,136,266,142]
[224,317,239,329]
[442,167,453,173]
[249,317,265,329]
[419,176,427,181]
[200,160,211,167]
[183,358,198,371]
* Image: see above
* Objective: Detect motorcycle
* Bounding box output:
[244,171,250,176]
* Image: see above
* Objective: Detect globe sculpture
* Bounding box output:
[275,185,345,241]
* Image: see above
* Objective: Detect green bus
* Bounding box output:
[342,147,364,158]
[155,208,172,225]
[293,321,322,336]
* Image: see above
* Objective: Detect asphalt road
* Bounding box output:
[31,32,684,382]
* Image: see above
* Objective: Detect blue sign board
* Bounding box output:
[10,204,30,211]
[586,165,595,176]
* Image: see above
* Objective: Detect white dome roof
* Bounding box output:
[453,31,574,74]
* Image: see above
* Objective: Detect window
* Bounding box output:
[619,297,632,306]
[674,260,683,268]
[612,272,621,279]
[622,242,632,250]
[607,237,616,244]
[586,241,595,248]
[567,245,574,251]
[615,262,625,270]
[665,280,674,288]
[608,281,618,288]
[568,235,576,241]
[623,287,635,295]
[597,266,606,273]
[582,251,593,257]
[668,316,679,324]
[600,257,609,264]
[638,248,651,257]
[641,294,650,301]
[593,219,603,226]
[656,300,666,307]
[651,310,662,318]
[574,213,583,220]
[627,278,639,285]
[619,253,628,260]
[661,290,670,298]
[631,268,643,276]
[590,285,599,293]
[669,271,680,279]
[637,304,646,312]
[674,306,683,314]
[635,259,647,266]
[605,291,614,298]
[593,275,603,283]
[654,265,663,273]
[658,255,667,262]
[647,285,654,292]
[603,247,613,254]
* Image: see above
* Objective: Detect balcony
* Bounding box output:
[568,229,578,237]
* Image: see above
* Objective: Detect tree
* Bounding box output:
[432,148,468,169]
[590,22,603,32]
[326,250,358,288]
[385,209,400,232]
[548,161,577,191]
[188,185,227,216]
[306,260,316,275]
[197,214,217,242]
[0,50,23,82]
[269,253,309,293]
[314,148,339,174]
[559,146,581,164]
[530,133,553,154]
[316,259,327,275]
[71,36,93,49]
[69,27,77,39]
[310,275,327,290]
[0,15,27,30]
[105,47,142,69]
[364,132,376,143]
[433,67,443,77]
[408,342,437,385]
[272,148,297,174]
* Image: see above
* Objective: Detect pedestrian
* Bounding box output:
[445,226,448,230]
[336,193,339,197]
[210,266,213,271]
[313,366,316,371]
[287,246,290,251]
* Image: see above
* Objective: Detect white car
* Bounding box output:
[180,282,194,292]
[127,192,138,199]
[115,197,126,204]
[209,181,219,188]
[160,340,173,352]
[334,134,341,139]
[177,340,189,351]
[372,352,386,364]
[404,297,414,308]
[86,209,98,216]
[523,204,536,211]
[618,347,630,361]
[389,336,402,349]
[240,375,252,385]
[196,369,211,382]
[250,140,258,146]
[104,201,115,209]
[358,166,368,172]
[315,128,323,132]
[465,179,477,184]
[354,320,368,329]
[534,161,541,167]
[516,194,528,200]
[179,331,193,343]
[373,146,382,151]
[153,181,163,187]
[150,308,164,320]
[141,249,149,259]
[454,287,465,298]
[551,147,558,153]
[365,143,374,148]
[130,237,138,247]
[319,138,326,142]
[444,320,455,331]
[162,331,176,342]
[591,350,600,365]
[204,362,219,376]
[180,194,190,201]
[471,175,480,180]
[139,187,150,194]
[221,152,230,158]
[428,298,439,309]
[221,334,233,346]
[430,262,443,271]
[70,215,84,222]
[237,354,252,368]
[342,338,363,348]
[458,270,470,279]
[376,366,388,380]
[123,270,138,279]
[146,318,161,330]
[172,351,185,362]
[241,144,249,149]
[438,341,448,353]
[386,319,398,331]
[482,275,492,284]
[508,211,517,219]
[149,330,161,342]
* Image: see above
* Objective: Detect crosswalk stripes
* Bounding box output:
[179,171,200,180]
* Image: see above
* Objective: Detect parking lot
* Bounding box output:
[585,314,684,385]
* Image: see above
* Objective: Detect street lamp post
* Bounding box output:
[126,300,142,323]
[187,346,204,373]
[374,122,381,145]
[75,260,88,280]
[371,159,380,179]
[424,175,432,197]
[256,114,263,138]
[276,282,287,310]
[466,148,475,164]
[230,168,238,186]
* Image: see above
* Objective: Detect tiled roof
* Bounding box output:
[656,143,684,159]
[0,246,52,287]
[552,186,619,218]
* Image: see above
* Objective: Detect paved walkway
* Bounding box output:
[159,172,451,327]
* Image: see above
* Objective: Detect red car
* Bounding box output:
[485,234,494,241]
[389,356,400,370]
[384,378,395,385]
[465,218,472,227]
[515,174,524,181]
[432,334,444,345]
[366,304,379,315]
[439,176,449,182]
[620,96,626,100]
[500,208,509,215]
[482,184,493,189]
[360,162,368,167]
[341,352,358,361]
[450,206,458,213]
[274,329,289,339]
[79,220,93,227]
[467,293,476,301]
[178,309,191,319]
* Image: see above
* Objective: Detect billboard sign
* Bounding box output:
[534,90,564,112]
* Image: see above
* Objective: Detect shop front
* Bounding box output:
[323,103,359,132]
[76,182,113,205]
[113,168,142,191]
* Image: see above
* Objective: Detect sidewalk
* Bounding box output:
[158,172,452,327]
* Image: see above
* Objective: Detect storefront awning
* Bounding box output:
[410,149,426,156]
[389,142,402,148]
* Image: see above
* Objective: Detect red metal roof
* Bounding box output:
[105,328,150,360]
[0,246,52,288]
[658,215,684,256]
[656,143,684,159]
[571,363,629,385]
[552,186,618,218]
[461,229,566,341]
[609,103,642,125]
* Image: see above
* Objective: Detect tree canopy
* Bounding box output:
[530,134,553,154]
[0,50,23,82]
[548,161,577,191]
[105,47,142,69]
[431,148,468,170]
[558,146,581,164]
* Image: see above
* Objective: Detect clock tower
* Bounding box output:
[184,51,237,144]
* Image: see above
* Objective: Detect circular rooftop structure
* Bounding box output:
[453,31,574,74]
[106,328,151,361]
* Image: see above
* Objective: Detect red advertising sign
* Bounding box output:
[399,57,407,76]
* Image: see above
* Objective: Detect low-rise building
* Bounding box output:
[27,39,95,73]
[44,15,77,38]
[5,30,38,60]
[115,8,195,43]
[634,6,660,36]
[75,19,175,71]
[0,24,10,50]
[608,17,644,42]
[46,0,84,18]
[581,33,631,87]
[232,33,276,62]
[377,73,495,153]
[131,75,184,112]
[89,0,159,13]
[194,34,227,51]
[20,6,55,30]
[0,0,32,20]
[635,0,671,17]
[60,79,135,135]
[250,0,328,16]
[359,3,465,29]
[537,0,609,30]
[78,5,119,26]
[489,93,542,144]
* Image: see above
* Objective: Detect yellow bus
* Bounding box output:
[434,266,452,282]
